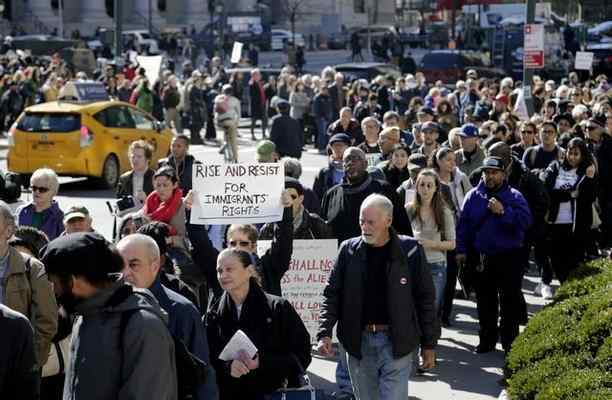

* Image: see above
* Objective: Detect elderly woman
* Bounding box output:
[17,168,64,240]
[206,248,311,400]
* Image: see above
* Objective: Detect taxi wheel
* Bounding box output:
[100,155,120,188]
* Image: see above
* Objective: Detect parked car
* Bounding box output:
[333,62,401,83]
[271,29,305,51]
[122,30,160,54]
[419,50,504,85]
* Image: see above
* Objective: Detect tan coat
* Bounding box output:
[2,247,58,367]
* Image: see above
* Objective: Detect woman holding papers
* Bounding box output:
[206,248,311,400]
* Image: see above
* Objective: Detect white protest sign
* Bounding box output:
[230,41,244,64]
[258,239,338,343]
[514,86,530,121]
[574,52,594,71]
[190,163,285,225]
[136,55,163,86]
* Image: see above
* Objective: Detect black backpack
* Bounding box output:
[108,285,208,400]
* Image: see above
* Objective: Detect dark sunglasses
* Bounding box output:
[31,186,50,193]
[229,240,251,247]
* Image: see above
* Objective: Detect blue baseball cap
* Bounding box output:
[459,123,479,138]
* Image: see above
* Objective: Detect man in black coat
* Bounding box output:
[320,147,412,243]
[269,100,302,159]
[317,194,436,398]
[157,134,201,195]
[0,304,38,400]
[249,68,268,140]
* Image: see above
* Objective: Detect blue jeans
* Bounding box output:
[429,261,447,314]
[336,343,354,394]
[316,117,329,151]
[347,332,414,400]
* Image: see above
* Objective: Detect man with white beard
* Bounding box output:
[316,194,437,400]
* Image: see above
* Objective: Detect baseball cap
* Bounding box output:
[481,156,506,171]
[276,99,290,112]
[421,121,440,132]
[256,140,277,162]
[63,206,90,224]
[329,133,352,145]
[458,123,479,138]
[553,113,575,126]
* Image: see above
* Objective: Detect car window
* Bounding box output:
[130,108,155,130]
[421,54,461,69]
[95,107,136,129]
[17,113,81,132]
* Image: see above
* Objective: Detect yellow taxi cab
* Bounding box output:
[7,81,174,188]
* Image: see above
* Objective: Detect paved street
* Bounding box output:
[0,124,547,399]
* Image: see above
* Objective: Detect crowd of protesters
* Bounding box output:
[0,38,612,400]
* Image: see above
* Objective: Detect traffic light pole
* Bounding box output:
[114,0,123,63]
[523,0,536,116]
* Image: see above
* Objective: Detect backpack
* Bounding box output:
[109,285,208,400]
[214,94,229,114]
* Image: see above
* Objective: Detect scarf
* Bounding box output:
[143,188,182,235]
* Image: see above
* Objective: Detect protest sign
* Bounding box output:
[190,163,285,225]
[366,153,382,168]
[231,41,244,64]
[136,55,163,86]
[258,239,338,343]
[574,52,594,71]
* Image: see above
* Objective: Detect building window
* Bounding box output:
[354,0,365,14]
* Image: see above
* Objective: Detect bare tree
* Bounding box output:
[281,0,307,45]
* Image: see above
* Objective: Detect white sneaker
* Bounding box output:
[534,282,543,296]
[541,283,554,300]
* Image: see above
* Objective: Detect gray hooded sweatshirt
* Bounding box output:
[63,279,177,400]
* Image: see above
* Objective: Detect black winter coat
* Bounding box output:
[317,231,437,359]
[260,209,333,240]
[320,174,412,242]
[542,161,597,234]
[249,80,266,119]
[256,207,294,296]
[269,113,302,159]
[206,281,311,400]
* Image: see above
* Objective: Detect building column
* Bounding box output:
[165,0,187,25]
[183,0,209,29]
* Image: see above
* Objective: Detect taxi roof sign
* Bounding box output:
[58,81,110,103]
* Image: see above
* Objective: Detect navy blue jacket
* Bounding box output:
[149,278,219,400]
[318,231,437,359]
[457,181,532,255]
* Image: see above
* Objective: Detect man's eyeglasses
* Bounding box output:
[229,240,251,247]
[31,186,50,193]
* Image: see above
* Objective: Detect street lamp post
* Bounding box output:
[217,3,225,62]
[58,0,64,38]
[148,0,153,34]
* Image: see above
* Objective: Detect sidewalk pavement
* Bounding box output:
[306,271,549,400]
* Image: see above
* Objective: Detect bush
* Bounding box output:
[506,260,612,400]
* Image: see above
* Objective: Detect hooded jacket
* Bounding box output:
[457,181,532,255]
[63,280,177,400]
[17,201,64,241]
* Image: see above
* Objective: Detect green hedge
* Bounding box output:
[506,259,612,400]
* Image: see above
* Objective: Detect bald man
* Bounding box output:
[117,234,218,400]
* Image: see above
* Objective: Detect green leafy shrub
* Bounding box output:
[506,260,612,400]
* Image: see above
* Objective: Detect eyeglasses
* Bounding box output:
[31,186,50,193]
[228,240,252,247]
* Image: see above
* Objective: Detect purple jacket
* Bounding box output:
[457,181,532,256]
[17,201,65,241]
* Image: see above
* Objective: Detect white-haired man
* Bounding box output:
[317,194,437,400]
